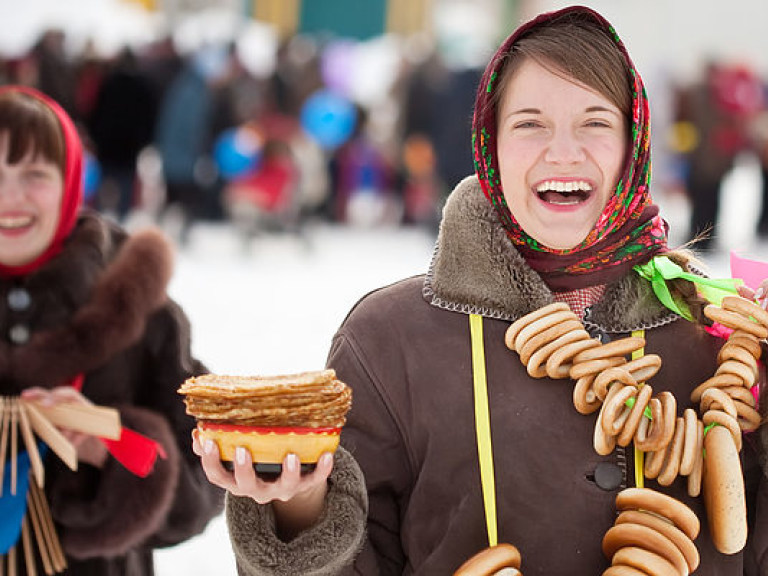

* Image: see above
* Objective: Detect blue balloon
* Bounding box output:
[213,127,262,180]
[82,151,101,202]
[300,90,357,150]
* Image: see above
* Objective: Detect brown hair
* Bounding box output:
[493,11,632,125]
[0,91,65,173]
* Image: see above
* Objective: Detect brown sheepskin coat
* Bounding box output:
[226,175,768,575]
[2,210,223,575]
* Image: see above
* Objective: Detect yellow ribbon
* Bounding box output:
[631,329,645,489]
[469,314,497,547]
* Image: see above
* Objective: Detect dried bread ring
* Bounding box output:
[726,332,763,359]
[700,388,738,420]
[687,420,704,498]
[721,294,768,329]
[690,373,743,403]
[595,383,622,456]
[734,400,761,431]
[701,410,742,451]
[717,343,759,373]
[610,546,679,575]
[505,303,570,350]
[617,384,653,447]
[569,356,627,381]
[703,424,748,554]
[602,523,689,576]
[635,397,665,453]
[573,375,601,415]
[514,312,581,358]
[572,336,646,364]
[545,337,602,380]
[615,510,700,573]
[526,329,591,378]
[453,544,522,576]
[621,354,662,384]
[716,359,757,388]
[655,392,678,449]
[657,417,685,487]
[679,409,699,477]
[615,487,700,540]
[704,305,768,339]
[720,385,756,408]
[602,384,637,436]
[643,443,666,480]
[593,367,638,402]
[602,566,647,576]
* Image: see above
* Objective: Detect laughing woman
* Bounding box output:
[0,85,222,575]
[199,6,768,574]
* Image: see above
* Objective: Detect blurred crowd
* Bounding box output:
[666,59,768,250]
[4,27,768,252]
[0,27,483,243]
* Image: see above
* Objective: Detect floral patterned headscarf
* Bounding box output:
[472,5,668,290]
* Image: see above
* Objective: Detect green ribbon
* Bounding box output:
[633,255,742,321]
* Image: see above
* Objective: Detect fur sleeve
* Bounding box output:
[226,447,367,576]
[47,405,180,559]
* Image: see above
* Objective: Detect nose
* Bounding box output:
[0,171,24,202]
[544,129,586,165]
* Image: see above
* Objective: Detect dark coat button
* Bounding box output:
[594,462,623,491]
[9,324,30,344]
[8,288,31,311]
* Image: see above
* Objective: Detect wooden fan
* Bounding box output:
[0,396,121,575]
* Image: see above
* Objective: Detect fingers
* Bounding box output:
[19,386,91,406]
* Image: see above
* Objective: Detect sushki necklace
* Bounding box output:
[462,290,767,575]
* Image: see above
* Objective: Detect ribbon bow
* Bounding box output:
[633,255,742,321]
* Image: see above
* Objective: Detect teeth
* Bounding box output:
[536,180,592,193]
[0,216,33,229]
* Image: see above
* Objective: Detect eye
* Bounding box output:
[584,119,612,128]
[513,120,543,130]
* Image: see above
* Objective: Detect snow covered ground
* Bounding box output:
[152,158,768,574]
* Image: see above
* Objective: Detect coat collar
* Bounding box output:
[423,176,679,333]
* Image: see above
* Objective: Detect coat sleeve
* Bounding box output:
[226,447,368,576]
[46,300,224,559]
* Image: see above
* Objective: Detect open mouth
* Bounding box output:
[535,180,593,205]
[0,215,34,230]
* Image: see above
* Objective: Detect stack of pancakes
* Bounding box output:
[178,369,352,464]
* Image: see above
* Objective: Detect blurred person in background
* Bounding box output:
[0,85,222,575]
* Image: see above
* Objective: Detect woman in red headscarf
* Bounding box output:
[0,86,222,575]
[197,6,768,574]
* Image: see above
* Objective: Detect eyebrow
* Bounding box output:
[508,105,620,116]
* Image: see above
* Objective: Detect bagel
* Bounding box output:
[725,332,763,360]
[610,546,679,575]
[621,354,662,384]
[569,356,627,381]
[687,420,704,498]
[615,487,700,541]
[704,305,768,339]
[657,417,685,487]
[453,544,522,576]
[617,384,653,447]
[678,409,698,477]
[715,359,757,389]
[526,330,591,378]
[615,510,699,572]
[721,294,768,329]
[703,424,747,554]
[635,397,666,453]
[690,374,743,403]
[602,523,689,575]
[700,388,738,420]
[602,566,648,576]
[514,311,580,356]
[573,375,601,415]
[505,303,570,351]
[571,336,646,364]
[545,337,601,380]
[602,384,637,436]
[701,410,742,451]
[593,367,638,403]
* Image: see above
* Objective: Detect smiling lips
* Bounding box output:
[0,214,34,231]
[535,180,593,206]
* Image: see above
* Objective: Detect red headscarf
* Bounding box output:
[0,85,83,278]
[472,6,668,290]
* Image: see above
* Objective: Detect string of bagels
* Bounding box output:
[456,293,767,576]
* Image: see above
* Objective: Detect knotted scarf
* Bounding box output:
[472,6,668,291]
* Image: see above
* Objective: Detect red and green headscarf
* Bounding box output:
[472,5,668,291]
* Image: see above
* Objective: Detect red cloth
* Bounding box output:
[552,285,606,318]
[69,374,165,477]
[0,85,83,277]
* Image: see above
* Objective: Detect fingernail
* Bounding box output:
[756,287,764,299]
[236,447,247,465]
[286,454,298,472]
[320,453,333,468]
[204,440,214,455]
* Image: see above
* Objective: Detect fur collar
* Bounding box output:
[2,213,174,389]
[423,176,679,332]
